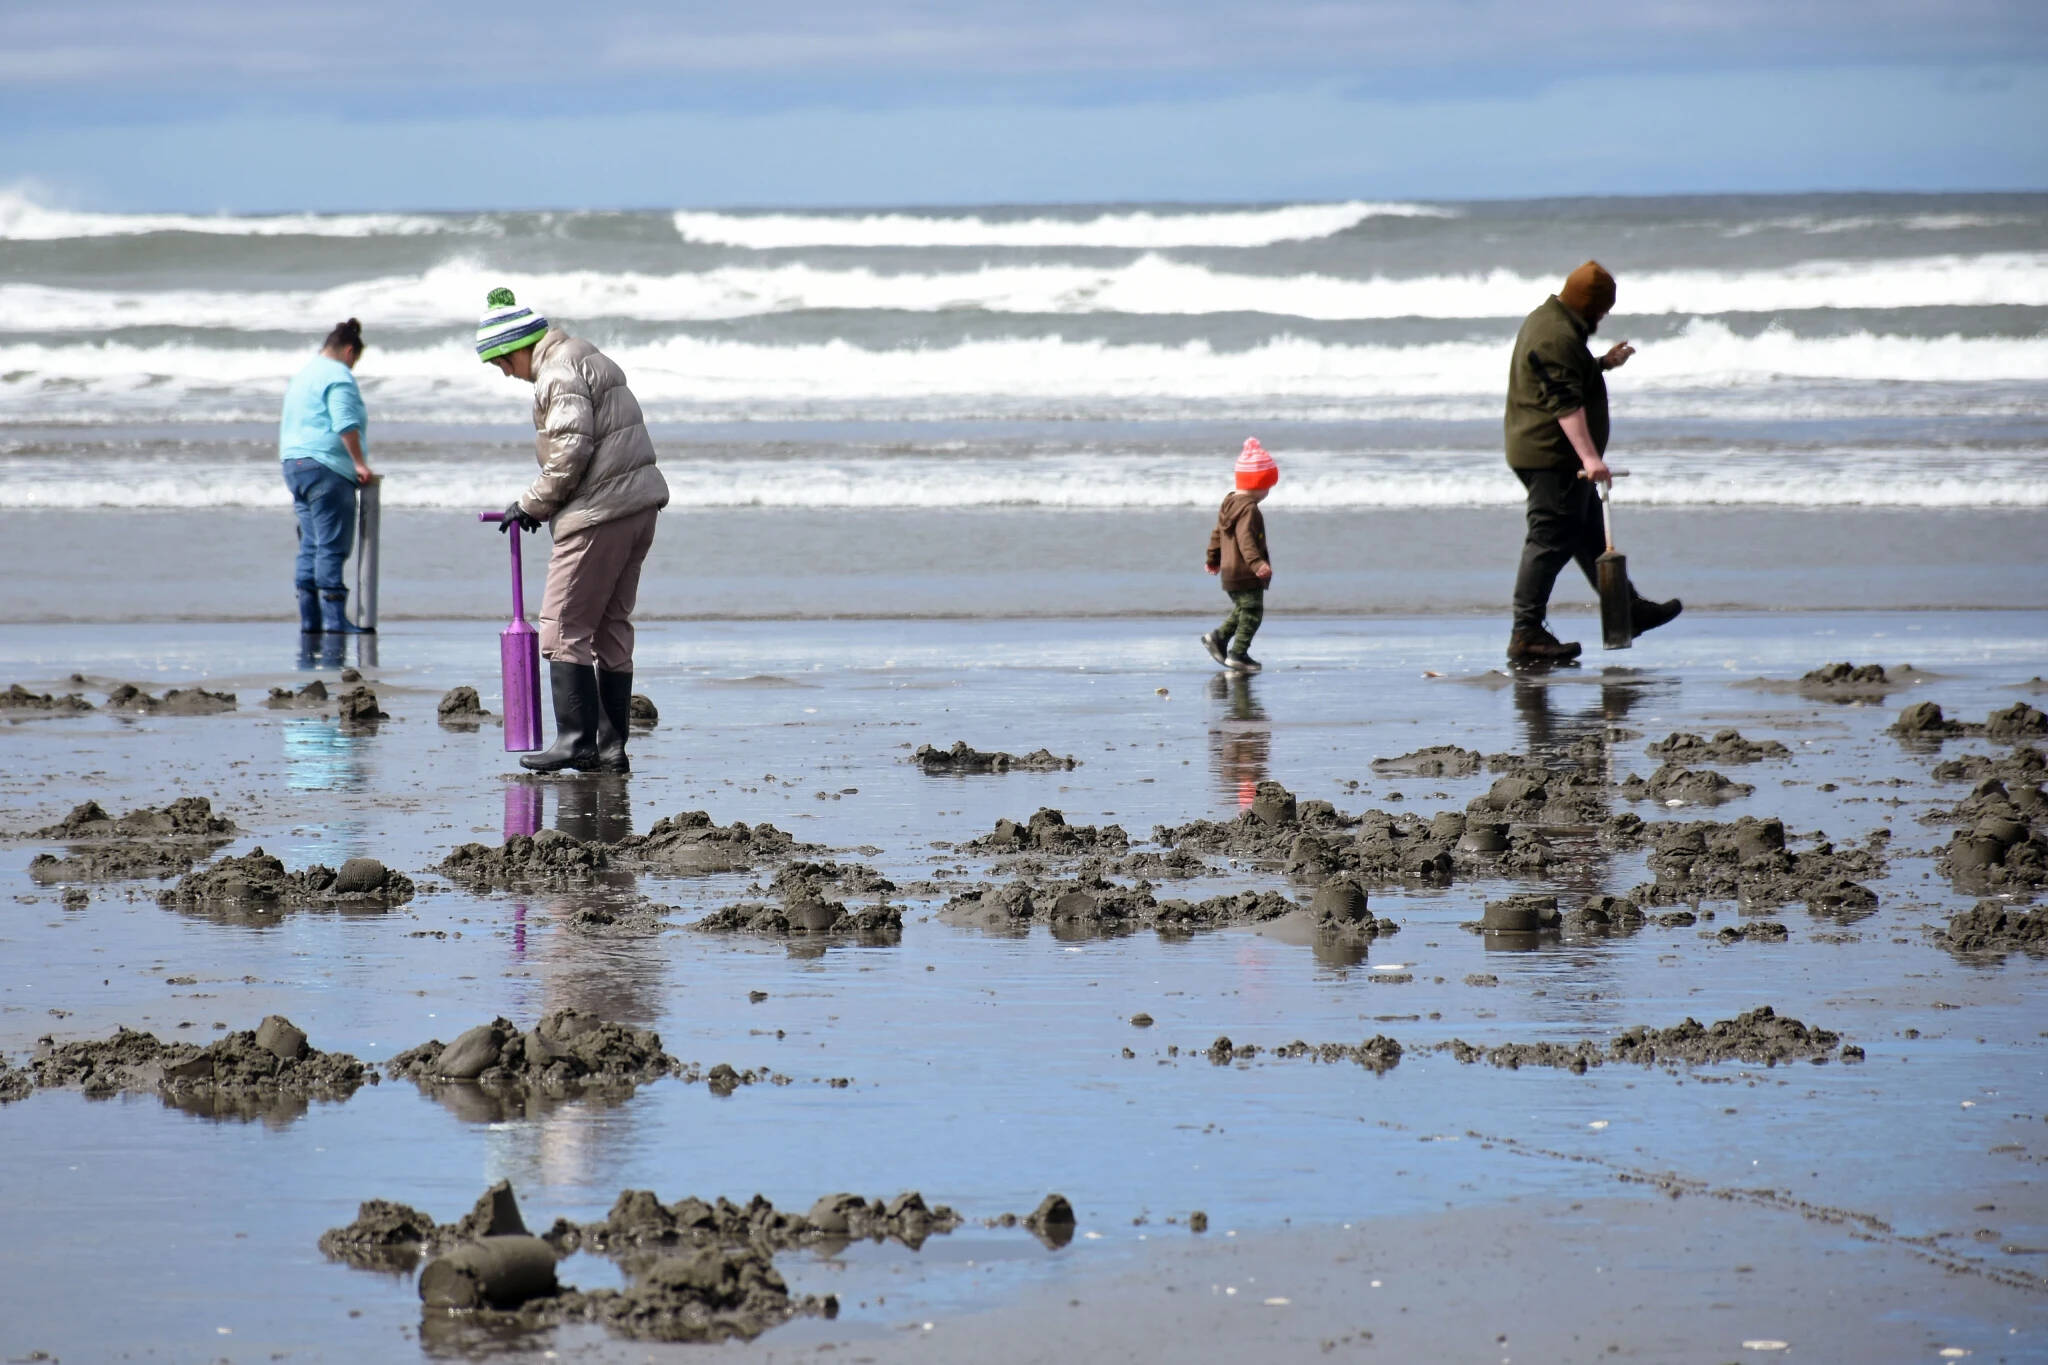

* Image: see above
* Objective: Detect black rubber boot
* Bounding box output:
[296,582,322,633]
[521,662,602,772]
[1631,595,1683,638]
[319,589,373,635]
[593,669,633,774]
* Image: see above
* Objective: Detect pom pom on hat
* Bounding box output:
[477,286,548,362]
[1235,437,1278,491]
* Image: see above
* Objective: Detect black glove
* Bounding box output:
[499,501,540,534]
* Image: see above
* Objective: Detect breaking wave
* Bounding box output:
[670,201,1455,248]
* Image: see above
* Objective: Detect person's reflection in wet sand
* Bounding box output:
[1207,672,1270,812]
[1490,673,1653,998]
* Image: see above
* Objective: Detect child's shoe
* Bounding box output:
[1200,630,1229,666]
[1224,652,1262,675]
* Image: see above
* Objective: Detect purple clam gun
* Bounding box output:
[478,511,543,752]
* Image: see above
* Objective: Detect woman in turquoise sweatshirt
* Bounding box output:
[279,318,378,633]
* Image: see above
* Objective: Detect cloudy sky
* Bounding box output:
[3,0,2044,210]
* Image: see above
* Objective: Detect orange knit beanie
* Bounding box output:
[1559,260,1617,321]
[1235,437,1278,491]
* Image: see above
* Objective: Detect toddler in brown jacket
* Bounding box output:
[1201,438,1278,675]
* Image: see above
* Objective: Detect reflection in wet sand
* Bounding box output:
[1207,672,1269,811]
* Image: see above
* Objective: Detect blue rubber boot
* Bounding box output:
[319,590,373,635]
[296,582,322,633]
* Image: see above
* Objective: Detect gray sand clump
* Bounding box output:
[1371,744,1486,777]
[1793,662,1932,700]
[1934,900,2048,958]
[25,1015,372,1107]
[321,1180,536,1272]
[1563,894,1645,935]
[1888,701,2041,742]
[265,680,329,709]
[0,1061,32,1103]
[1,683,94,713]
[160,848,414,908]
[1989,703,2048,739]
[1265,1035,1405,1074]
[939,872,1392,948]
[337,685,387,723]
[571,1187,959,1258]
[437,686,489,726]
[327,1181,946,1340]
[966,807,1130,856]
[31,796,236,841]
[31,844,205,884]
[1620,763,1755,804]
[1154,781,1576,888]
[386,1009,676,1098]
[1932,745,2046,784]
[25,796,238,886]
[439,829,611,889]
[1432,1006,1850,1074]
[610,810,814,875]
[1935,777,2048,890]
[693,897,902,938]
[630,694,659,728]
[107,683,238,715]
[1645,730,1791,763]
[1617,815,1886,916]
[913,741,1078,773]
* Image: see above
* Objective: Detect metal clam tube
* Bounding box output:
[479,511,544,752]
[351,479,380,630]
[417,1235,558,1308]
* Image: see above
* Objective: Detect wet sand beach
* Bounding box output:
[2,609,2044,1362]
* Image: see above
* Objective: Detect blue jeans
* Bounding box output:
[283,458,357,592]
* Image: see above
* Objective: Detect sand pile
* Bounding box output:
[160,849,415,907]
[1433,1006,1854,1074]
[1935,900,2048,957]
[611,810,814,874]
[1621,763,1754,804]
[439,830,610,888]
[23,1016,371,1103]
[386,1009,675,1096]
[1,683,94,712]
[1645,730,1791,763]
[913,741,1078,772]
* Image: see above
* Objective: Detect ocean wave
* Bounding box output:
[1,322,2042,421]
[4,448,2041,511]
[0,190,492,241]
[6,253,2044,333]
[670,201,1454,248]
[1724,212,2040,237]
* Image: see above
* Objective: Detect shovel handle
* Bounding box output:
[477,512,527,619]
[1575,468,1630,479]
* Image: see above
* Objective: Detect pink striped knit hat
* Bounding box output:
[1235,437,1278,491]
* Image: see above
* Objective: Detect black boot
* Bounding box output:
[593,668,634,774]
[521,663,602,772]
[1631,595,1683,638]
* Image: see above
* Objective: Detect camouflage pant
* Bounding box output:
[1217,588,1265,656]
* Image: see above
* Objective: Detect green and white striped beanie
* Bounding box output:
[476,287,547,362]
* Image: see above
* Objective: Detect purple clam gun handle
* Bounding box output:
[479,511,544,752]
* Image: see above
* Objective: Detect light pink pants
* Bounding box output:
[537,507,658,670]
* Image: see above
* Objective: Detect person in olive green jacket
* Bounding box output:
[1503,261,1681,663]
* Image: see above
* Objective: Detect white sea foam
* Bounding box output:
[1724,212,2039,237]
[670,201,1455,249]
[7,253,2044,333]
[0,190,489,241]
[1,323,2041,426]
[4,447,2040,511]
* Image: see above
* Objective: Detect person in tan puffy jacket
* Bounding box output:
[479,287,670,773]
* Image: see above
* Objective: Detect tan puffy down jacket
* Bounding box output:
[517,329,670,536]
